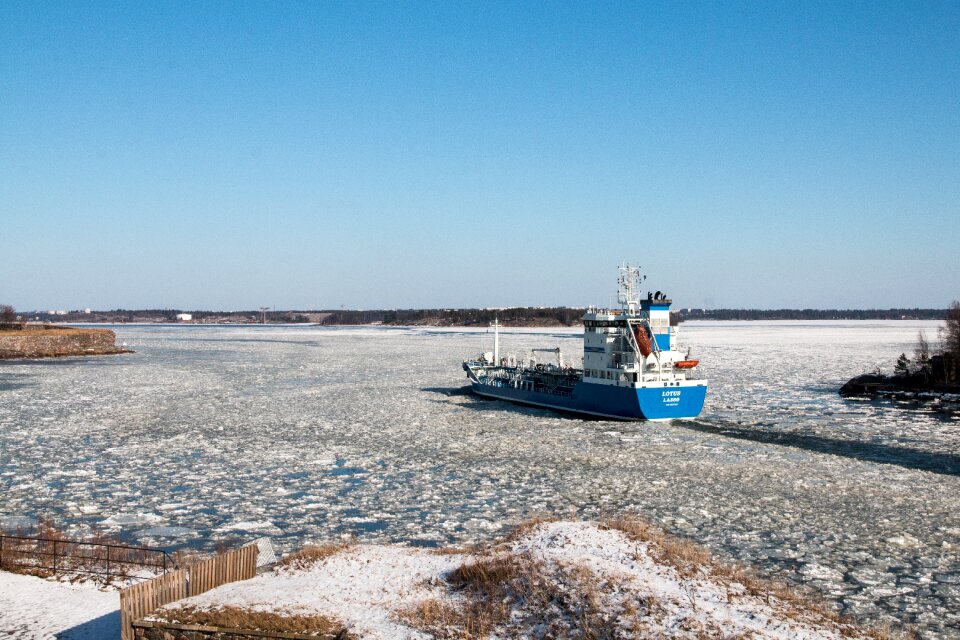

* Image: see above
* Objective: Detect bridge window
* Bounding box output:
[651,317,669,334]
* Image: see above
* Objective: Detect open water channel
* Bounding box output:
[1,321,958,636]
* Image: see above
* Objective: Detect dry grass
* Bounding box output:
[398,517,904,640]
[169,547,208,569]
[155,604,353,638]
[446,554,523,590]
[501,515,559,542]
[398,553,535,638]
[0,518,168,584]
[278,543,350,571]
[398,599,468,635]
[428,545,474,556]
[400,548,638,639]
[0,325,105,336]
[607,516,813,601]
[603,517,908,640]
[603,517,710,578]
[399,519,672,638]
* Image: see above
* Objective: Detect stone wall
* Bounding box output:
[0,328,123,358]
[133,621,345,640]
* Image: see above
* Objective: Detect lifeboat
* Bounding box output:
[673,360,699,369]
[632,324,653,357]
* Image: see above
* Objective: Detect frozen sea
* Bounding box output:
[1,321,958,636]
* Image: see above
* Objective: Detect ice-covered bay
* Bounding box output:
[1,321,958,636]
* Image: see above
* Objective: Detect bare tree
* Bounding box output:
[946,300,960,356]
[0,304,16,325]
[914,330,930,366]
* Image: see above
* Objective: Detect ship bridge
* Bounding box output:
[581,291,688,388]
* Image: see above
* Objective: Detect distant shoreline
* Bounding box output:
[47,318,946,331]
[20,307,950,328]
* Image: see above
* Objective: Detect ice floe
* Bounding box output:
[1,321,958,636]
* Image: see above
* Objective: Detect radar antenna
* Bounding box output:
[617,262,646,314]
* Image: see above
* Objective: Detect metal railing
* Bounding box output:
[0,534,175,582]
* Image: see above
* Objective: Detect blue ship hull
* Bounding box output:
[469,379,707,421]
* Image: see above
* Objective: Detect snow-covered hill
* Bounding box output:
[153,520,882,639]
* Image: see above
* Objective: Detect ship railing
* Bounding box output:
[639,370,704,383]
[537,378,575,398]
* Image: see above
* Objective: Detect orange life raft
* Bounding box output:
[633,325,653,357]
[673,360,700,369]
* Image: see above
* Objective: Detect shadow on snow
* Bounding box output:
[54,609,120,640]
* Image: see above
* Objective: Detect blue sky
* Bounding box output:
[1,1,958,310]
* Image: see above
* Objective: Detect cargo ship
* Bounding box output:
[462,265,707,420]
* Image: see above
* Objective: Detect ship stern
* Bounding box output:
[636,384,707,420]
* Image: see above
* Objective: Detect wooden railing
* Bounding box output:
[119,544,258,640]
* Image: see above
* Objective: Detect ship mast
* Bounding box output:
[617,262,645,314]
[492,314,500,365]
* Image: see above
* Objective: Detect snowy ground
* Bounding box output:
[154,520,875,639]
[1,321,958,636]
[0,570,119,639]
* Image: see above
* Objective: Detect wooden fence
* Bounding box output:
[119,545,259,640]
[119,569,186,640]
[187,544,257,597]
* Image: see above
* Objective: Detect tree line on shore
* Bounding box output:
[2,304,955,326]
[323,307,586,326]
[678,307,948,321]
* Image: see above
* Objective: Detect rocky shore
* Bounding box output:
[839,351,959,405]
[840,303,960,411]
[0,325,130,359]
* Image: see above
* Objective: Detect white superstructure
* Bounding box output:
[581,264,699,388]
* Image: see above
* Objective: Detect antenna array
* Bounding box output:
[616,262,646,313]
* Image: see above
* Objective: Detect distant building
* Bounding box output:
[48,310,68,315]
[83,308,92,314]
[176,313,193,322]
